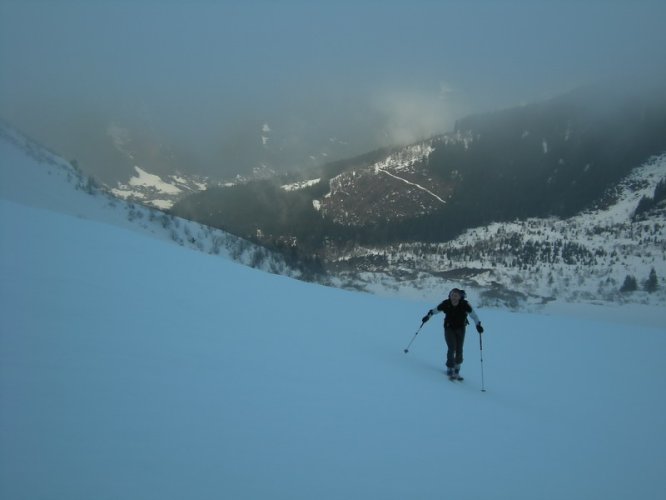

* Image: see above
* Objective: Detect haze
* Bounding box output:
[1,0,665,183]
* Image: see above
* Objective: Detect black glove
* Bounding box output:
[476,323,484,334]
[421,312,431,323]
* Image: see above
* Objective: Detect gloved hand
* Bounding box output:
[476,322,484,334]
[421,312,432,323]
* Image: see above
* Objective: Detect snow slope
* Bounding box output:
[0,123,300,278]
[1,124,666,499]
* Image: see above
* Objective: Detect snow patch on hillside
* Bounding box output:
[111,166,208,209]
[281,178,321,191]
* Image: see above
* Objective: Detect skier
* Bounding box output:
[421,288,484,380]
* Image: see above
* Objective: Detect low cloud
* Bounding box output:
[372,83,463,146]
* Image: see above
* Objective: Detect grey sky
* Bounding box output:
[1,0,665,181]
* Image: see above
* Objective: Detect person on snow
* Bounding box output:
[421,288,484,380]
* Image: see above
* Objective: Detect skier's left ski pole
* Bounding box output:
[403,322,425,353]
[479,333,486,392]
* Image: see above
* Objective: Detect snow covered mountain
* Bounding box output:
[173,133,666,308]
[171,86,666,308]
[0,122,301,279]
[1,109,665,500]
[324,151,666,308]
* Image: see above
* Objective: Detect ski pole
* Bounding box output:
[403,322,425,353]
[479,333,486,392]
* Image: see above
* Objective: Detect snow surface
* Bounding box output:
[1,124,666,499]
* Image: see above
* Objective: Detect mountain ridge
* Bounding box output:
[2,83,665,308]
[169,84,666,306]
[0,121,307,281]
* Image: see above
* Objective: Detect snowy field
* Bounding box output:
[2,197,666,500]
[1,125,666,499]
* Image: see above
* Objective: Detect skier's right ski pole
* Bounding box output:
[403,322,425,353]
[479,333,486,392]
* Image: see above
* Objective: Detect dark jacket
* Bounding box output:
[431,299,480,329]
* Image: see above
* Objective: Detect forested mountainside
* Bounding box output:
[171,83,666,252]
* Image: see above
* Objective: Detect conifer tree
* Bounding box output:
[620,275,638,293]
[644,267,658,293]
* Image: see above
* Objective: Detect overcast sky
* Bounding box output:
[1,0,665,180]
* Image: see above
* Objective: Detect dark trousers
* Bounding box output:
[444,326,466,368]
